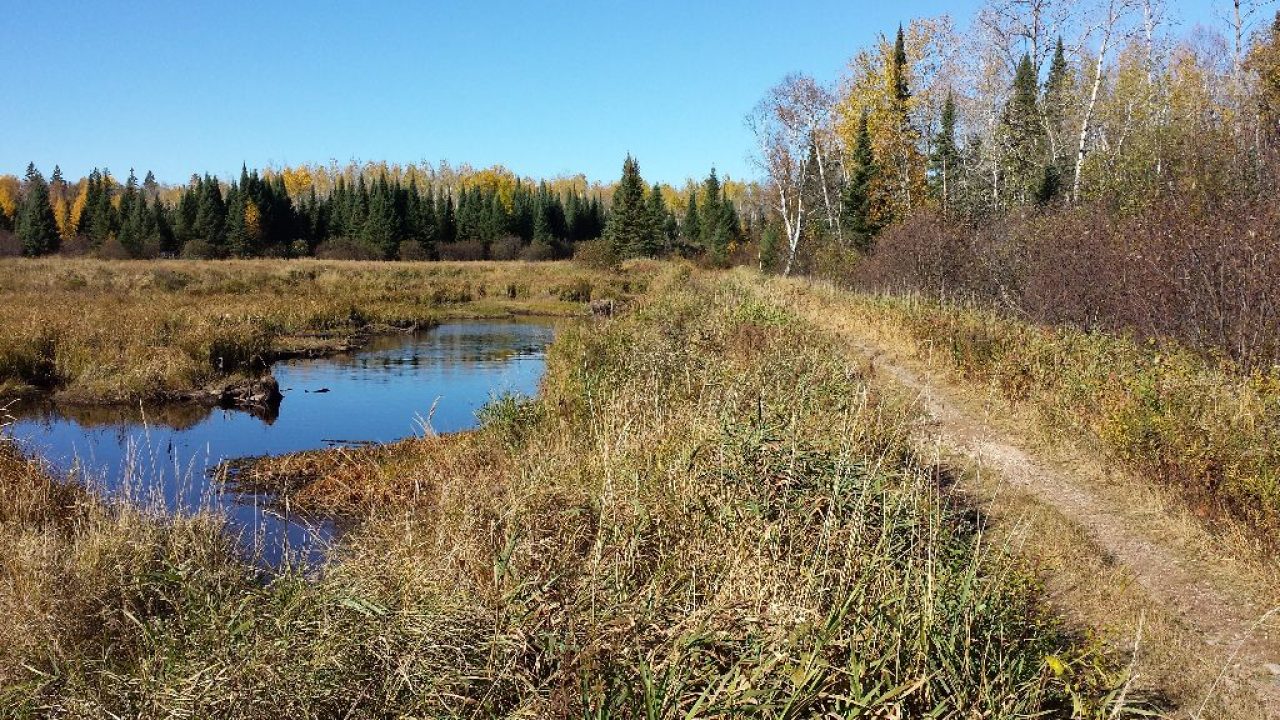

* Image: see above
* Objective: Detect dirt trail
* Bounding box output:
[774,284,1280,717]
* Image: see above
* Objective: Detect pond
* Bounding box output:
[2,320,557,566]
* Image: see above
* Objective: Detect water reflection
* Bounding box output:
[4,320,556,566]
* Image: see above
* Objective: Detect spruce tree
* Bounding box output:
[603,154,648,258]
[84,169,117,245]
[891,25,911,106]
[195,175,227,252]
[1002,53,1045,205]
[16,164,59,256]
[362,178,401,259]
[639,183,668,257]
[698,168,724,256]
[1042,36,1072,192]
[841,112,880,252]
[681,193,700,247]
[118,170,143,256]
[930,91,960,212]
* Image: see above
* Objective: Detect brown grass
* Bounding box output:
[0,265,1143,717]
[0,257,652,404]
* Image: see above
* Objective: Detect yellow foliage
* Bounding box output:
[465,166,520,210]
[68,183,88,239]
[281,166,314,198]
[834,20,933,221]
[0,176,18,224]
[244,201,263,242]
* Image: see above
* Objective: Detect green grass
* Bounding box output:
[0,266,1140,717]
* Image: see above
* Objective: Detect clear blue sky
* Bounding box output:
[3,0,1223,186]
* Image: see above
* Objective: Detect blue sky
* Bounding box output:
[3,0,1224,186]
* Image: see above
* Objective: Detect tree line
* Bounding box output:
[750,3,1280,276]
[0,158,751,263]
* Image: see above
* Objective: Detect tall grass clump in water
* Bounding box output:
[0,268,1136,717]
[0,257,648,403]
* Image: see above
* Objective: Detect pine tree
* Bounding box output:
[603,154,649,258]
[195,175,227,252]
[639,183,669,257]
[16,164,59,256]
[681,192,700,247]
[362,177,402,259]
[891,25,911,106]
[930,91,961,212]
[698,168,723,255]
[841,112,880,252]
[1002,53,1046,205]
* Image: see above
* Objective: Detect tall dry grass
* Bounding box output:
[0,257,648,404]
[0,266,1143,717]
[779,278,1280,548]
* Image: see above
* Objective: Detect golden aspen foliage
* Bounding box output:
[244,201,264,244]
[834,20,938,223]
[68,181,89,239]
[0,175,19,225]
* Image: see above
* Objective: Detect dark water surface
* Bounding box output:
[3,320,556,565]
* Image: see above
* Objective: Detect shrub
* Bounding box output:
[572,239,618,270]
[314,237,380,261]
[181,239,222,260]
[488,236,524,261]
[519,239,558,262]
[436,240,486,261]
[0,229,23,257]
[852,195,1280,369]
[396,240,430,261]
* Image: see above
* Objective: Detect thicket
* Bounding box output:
[852,190,1280,369]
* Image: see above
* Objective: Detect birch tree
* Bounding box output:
[747,74,836,275]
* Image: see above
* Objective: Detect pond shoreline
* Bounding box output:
[3,310,579,414]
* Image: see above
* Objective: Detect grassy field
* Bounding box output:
[0,265,1140,717]
[0,258,644,404]
[765,278,1280,549]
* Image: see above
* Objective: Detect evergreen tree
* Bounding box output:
[84,168,117,245]
[118,170,143,256]
[1042,36,1073,196]
[681,193,700,247]
[1002,53,1046,205]
[362,177,402,259]
[16,164,59,256]
[436,193,456,245]
[195,175,227,252]
[930,91,961,212]
[603,154,649,258]
[639,183,669,257]
[841,112,880,252]
[891,25,911,106]
[698,168,723,254]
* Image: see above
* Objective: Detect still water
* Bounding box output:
[3,320,556,565]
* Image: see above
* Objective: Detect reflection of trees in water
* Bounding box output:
[11,398,279,432]
[283,324,554,380]
[13,400,213,431]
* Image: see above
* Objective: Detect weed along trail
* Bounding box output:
[755,274,1280,718]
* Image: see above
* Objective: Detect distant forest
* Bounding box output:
[0,159,750,264]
